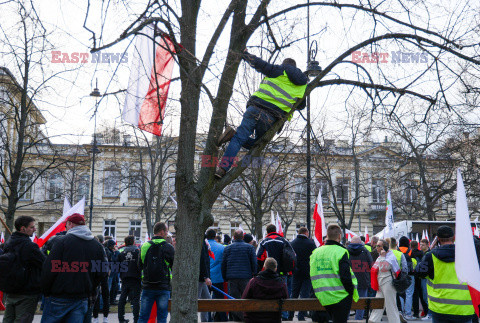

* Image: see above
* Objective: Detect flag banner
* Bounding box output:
[384,191,394,238]
[0,232,4,243]
[205,239,215,260]
[364,226,370,244]
[123,25,176,136]
[271,210,275,226]
[239,224,245,234]
[145,232,150,242]
[313,188,327,247]
[455,169,480,316]
[276,212,284,237]
[37,197,85,248]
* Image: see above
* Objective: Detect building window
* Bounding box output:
[168,173,176,199]
[230,221,240,237]
[405,180,418,203]
[294,177,307,202]
[18,171,33,200]
[129,220,142,240]
[272,178,286,202]
[76,174,89,202]
[336,178,349,203]
[48,173,63,200]
[104,220,116,239]
[372,179,386,203]
[104,171,120,197]
[208,222,220,233]
[315,179,329,204]
[129,172,143,199]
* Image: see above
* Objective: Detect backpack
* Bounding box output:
[281,241,296,273]
[0,245,27,293]
[143,241,170,284]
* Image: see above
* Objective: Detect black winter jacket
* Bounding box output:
[290,234,316,280]
[41,226,107,299]
[222,239,257,280]
[3,232,46,294]
[243,52,308,118]
[41,231,66,256]
[347,243,373,290]
[118,245,141,281]
[257,232,295,275]
[199,240,211,282]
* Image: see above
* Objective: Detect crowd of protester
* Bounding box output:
[1,214,479,323]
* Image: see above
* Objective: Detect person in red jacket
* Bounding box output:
[242,257,288,323]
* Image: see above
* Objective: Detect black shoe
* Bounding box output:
[217,126,236,146]
[215,167,226,179]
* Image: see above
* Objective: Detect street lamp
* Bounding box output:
[88,80,101,230]
[305,12,322,233]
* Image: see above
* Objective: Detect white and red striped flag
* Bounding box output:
[123,25,176,136]
[0,232,4,243]
[455,169,480,316]
[313,188,327,247]
[364,226,370,244]
[276,212,284,237]
[37,197,85,248]
[145,232,150,242]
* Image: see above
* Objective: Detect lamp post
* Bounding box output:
[89,81,101,230]
[305,1,322,232]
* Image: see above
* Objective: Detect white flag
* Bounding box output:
[384,191,394,238]
[455,169,480,316]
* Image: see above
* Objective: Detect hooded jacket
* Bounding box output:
[118,245,141,281]
[3,231,45,294]
[41,225,107,299]
[347,243,373,290]
[257,232,295,275]
[242,269,288,323]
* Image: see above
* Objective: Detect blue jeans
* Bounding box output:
[41,297,88,323]
[289,276,313,320]
[421,278,430,314]
[280,275,289,320]
[221,105,277,171]
[138,289,170,323]
[400,276,415,315]
[355,288,368,320]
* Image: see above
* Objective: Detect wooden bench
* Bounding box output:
[168,297,385,322]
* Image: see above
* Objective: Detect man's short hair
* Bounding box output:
[378,239,389,251]
[206,229,216,240]
[326,224,342,240]
[420,238,429,245]
[264,257,277,271]
[371,236,379,243]
[360,236,366,242]
[410,240,418,249]
[390,237,397,248]
[14,216,35,231]
[233,229,244,241]
[266,224,276,234]
[282,58,296,67]
[153,222,167,234]
[298,227,308,235]
[96,234,104,243]
[351,236,362,244]
[124,235,135,246]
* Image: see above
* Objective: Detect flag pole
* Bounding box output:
[0,216,12,235]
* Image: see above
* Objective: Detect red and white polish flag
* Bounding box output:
[364,226,370,244]
[276,212,284,237]
[37,197,85,248]
[313,188,327,247]
[455,169,480,316]
[123,25,176,136]
[0,232,4,243]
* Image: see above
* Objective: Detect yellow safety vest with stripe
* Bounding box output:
[365,245,372,252]
[140,238,172,280]
[392,249,403,268]
[310,244,359,306]
[427,254,474,316]
[252,72,307,120]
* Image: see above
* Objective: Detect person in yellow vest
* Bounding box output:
[310,224,359,323]
[415,226,476,323]
[215,49,308,178]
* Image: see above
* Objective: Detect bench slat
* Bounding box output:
[167,297,384,312]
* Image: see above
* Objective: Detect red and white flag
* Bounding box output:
[145,232,150,242]
[455,169,480,316]
[421,230,426,241]
[425,230,430,245]
[0,232,4,243]
[364,226,370,244]
[345,228,358,241]
[123,25,176,136]
[276,212,284,237]
[37,197,85,248]
[313,188,327,247]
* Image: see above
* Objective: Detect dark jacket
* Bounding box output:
[410,248,423,263]
[399,246,415,274]
[243,52,308,118]
[4,231,45,294]
[222,239,257,280]
[118,245,141,281]
[242,269,288,323]
[371,247,379,262]
[347,243,373,290]
[257,232,295,275]
[41,231,67,256]
[290,234,316,279]
[41,226,107,299]
[325,240,355,296]
[199,240,211,282]
[138,237,175,290]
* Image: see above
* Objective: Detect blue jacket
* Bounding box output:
[222,239,257,280]
[243,52,308,117]
[208,239,225,284]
